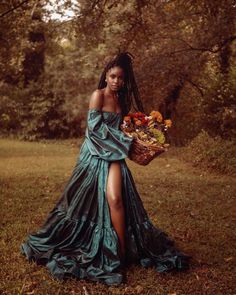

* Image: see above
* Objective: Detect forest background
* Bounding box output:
[0,0,235,175]
[0,1,235,294]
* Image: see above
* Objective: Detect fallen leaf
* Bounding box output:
[224,256,233,262]
[135,285,144,294]
[83,286,90,295]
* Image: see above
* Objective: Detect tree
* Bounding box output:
[23,1,46,85]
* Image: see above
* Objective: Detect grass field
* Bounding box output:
[0,138,235,295]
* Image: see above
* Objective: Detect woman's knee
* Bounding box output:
[107,193,123,210]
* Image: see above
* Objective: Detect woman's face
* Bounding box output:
[106,66,124,92]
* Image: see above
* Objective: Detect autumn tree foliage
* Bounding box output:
[0,0,235,142]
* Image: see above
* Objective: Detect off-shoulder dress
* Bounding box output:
[21,109,190,285]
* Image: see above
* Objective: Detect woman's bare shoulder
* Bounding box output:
[89,89,104,110]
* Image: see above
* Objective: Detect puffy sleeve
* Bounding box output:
[85,109,133,161]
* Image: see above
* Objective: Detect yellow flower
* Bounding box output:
[164,119,172,128]
[150,111,163,122]
[150,128,165,144]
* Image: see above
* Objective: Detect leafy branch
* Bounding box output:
[0,0,32,18]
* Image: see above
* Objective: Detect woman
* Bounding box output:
[21,52,190,285]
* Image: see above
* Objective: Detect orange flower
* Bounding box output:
[150,111,163,122]
[124,116,131,123]
[135,119,142,126]
[164,119,172,127]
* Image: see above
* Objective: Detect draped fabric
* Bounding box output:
[20,109,190,285]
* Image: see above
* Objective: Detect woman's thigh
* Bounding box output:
[106,161,122,206]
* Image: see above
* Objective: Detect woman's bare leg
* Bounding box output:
[106,161,125,259]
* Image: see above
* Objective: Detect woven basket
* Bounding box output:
[128,137,166,165]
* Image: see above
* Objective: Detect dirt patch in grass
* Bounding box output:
[0,139,235,294]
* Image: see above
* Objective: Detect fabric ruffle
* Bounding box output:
[21,208,123,285]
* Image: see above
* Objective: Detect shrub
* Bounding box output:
[184,130,236,176]
[202,70,236,140]
[0,81,85,140]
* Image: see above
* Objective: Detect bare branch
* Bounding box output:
[185,78,204,97]
[0,0,31,18]
[149,34,236,55]
[30,0,40,18]
[167,35,236,56]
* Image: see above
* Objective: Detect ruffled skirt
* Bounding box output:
[21,142,190,285]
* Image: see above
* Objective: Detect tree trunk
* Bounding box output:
[23,3,45,86]
[219,42,232,75]
[159,82,184,119]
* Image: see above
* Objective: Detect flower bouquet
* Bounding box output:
[120,111,172,165]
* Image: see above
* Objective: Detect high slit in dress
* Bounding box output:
[20,108,190,285]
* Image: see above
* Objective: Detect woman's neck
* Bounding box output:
[104,86,118,97]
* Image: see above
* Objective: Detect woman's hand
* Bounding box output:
[122,130,133,138]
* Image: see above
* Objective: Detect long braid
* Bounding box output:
[97,52,145,116]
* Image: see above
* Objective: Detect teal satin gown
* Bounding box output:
[20,109,190,285]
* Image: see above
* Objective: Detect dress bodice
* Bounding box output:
[101,111,122,129]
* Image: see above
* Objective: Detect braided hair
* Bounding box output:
[98,52,145,116]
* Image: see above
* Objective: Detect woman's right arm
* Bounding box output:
[85,90,133,161]
[89,90,103,111]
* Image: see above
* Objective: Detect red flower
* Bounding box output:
[141,117,149,124]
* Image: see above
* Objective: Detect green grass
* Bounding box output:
[0,139,235,295]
